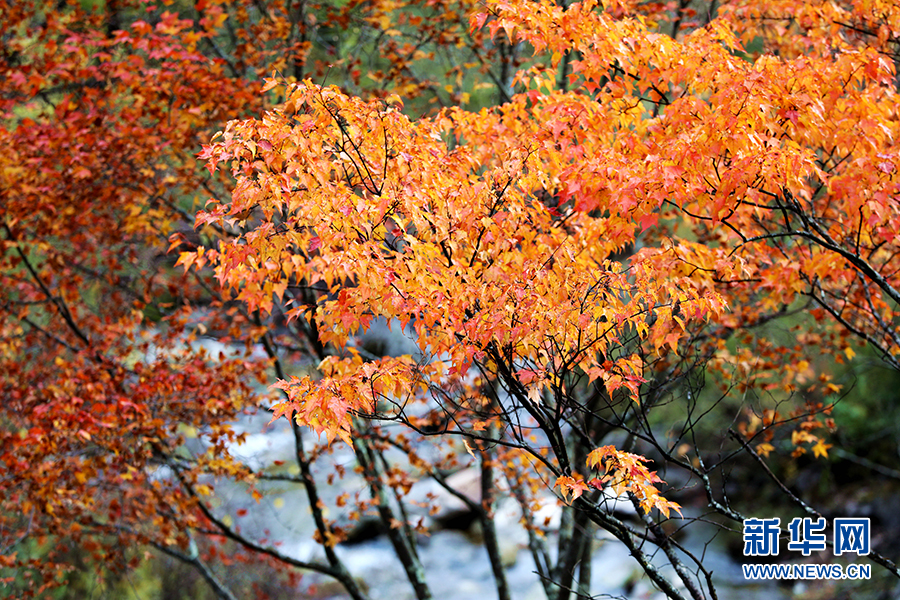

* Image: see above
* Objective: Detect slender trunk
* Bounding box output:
[635,500,706,600]
[553,499,591,600]
[576,523,592,598]
[292,423,368,600]
[509,477,554,599]
[354,432,433,600]
[577,497,690,600]
[480,450,512,600]
[258,315,368,600]
[497,37,515,104]
[105,0,121,37]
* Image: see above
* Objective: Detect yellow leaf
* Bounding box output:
[791,430,814,446]
[756,443,775,458]
[261,77,280,93]
[812,440,832,459]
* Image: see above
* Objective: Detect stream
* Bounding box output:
[181,328,795,600]
[206,407,790,600]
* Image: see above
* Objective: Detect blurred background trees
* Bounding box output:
[2,0,899,598]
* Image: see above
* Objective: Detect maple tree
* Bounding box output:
[3,0,900,598]
[0,0,503,596]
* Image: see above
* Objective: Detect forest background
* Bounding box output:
[2,0,900,598]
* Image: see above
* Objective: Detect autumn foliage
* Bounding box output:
[2,0,900,598]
